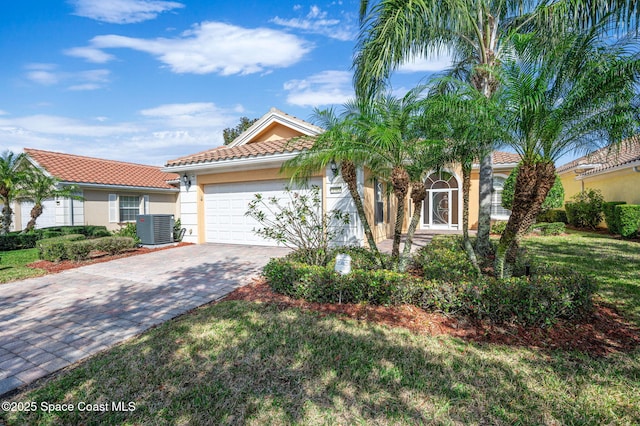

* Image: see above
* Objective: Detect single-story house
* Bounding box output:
[13,149,180,232]
[557,138,640,207]
[163,107,519,246]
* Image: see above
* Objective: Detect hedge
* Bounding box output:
[37,234,87,261]
[603,201,627,234]
[0,233,40,251]
[528,222,566,236]
[615,204,640,239]
[536,209,568,224]
[263,237,597,327]
[37,235,136,262]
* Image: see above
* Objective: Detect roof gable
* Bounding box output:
[24,148,179,190]
[228,107,323,147]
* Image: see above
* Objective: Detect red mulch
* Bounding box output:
[27,242,193,274]
[225,279,640,357]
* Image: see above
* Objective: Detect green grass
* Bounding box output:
[0,248,45,283]
[523,230,640,326]
[1,231,639,425]
[2,301,639,425]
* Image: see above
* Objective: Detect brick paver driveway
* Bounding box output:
[0,243,288,396]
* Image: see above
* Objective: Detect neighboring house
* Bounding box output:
[13,149,180,232]
[557,138,640,208]
[164,107,519,246]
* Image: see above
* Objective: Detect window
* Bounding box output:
[119,195,140,222]
[491,176,511,218]
[374,179,384,224]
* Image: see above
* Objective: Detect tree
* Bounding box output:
[0,151,28,234]
[282,106,385,266]
[222,116,258,145]
[347,88,431,260]
[16,170,83,232]
[501,165,564,214]
[354,0,639,258]
[494,26,640,278]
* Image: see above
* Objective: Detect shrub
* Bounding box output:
[246,185,350,265]
[0,233,39,251]
[615,204,640,239]
[65,240,95,261]
[264,234,597,327]
[491,221,508,235]
[262,258,418,306]
[94,236,137,255]
[536,209,568,224]
[413,236,478,282]
[528,222,566,236]
[37,234,86,261]
[466,264,596,326]
[114,223,141,244]
[603,201,626,234]
[565,189,604,229]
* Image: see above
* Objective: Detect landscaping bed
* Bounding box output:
[226,278,640,357]
[25,242,193,274]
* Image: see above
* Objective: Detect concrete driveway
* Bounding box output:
[0,243,288,397]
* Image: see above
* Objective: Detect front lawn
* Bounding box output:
[523,230,640,326]
[1,231,639,425]
[0,248,46,283]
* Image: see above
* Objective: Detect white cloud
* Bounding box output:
[0,102,244,165]
[271,5,356,41]
[69,0,185,24]
[0,115,141,137]
[397,53,455,73]
[25,64,111,91]
[64,46,115,63]
[71,21,312,75]
[284,70,353,107]
[140,102,235,128]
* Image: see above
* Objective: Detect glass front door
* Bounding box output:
[422,171,460,230]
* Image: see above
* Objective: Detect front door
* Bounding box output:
[422,171,460,230]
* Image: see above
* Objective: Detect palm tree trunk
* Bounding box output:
[399,181,426,271]
[391,166,410,259]
[25,203,43,232]
[475,149,493,257]
[341,160,383,265]
[1,202,12,235]
[495,161,556,278]
[461,163,480,273]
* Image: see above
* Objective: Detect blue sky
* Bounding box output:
[1,0,450,166]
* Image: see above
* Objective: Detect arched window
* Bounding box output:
[491,175,511,219]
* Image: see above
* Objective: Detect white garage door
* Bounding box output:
[204,178,321,246]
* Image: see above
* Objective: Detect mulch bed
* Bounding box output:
[225,278,640,357]
[27,242,193,274]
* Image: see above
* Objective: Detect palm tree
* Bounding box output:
[282,107,385,265]
[494,27,640,278]
[0,151,28,234]
[16,170,83,232]
[354,0,639,258]
[348,87,430,260]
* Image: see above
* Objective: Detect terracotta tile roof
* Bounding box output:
[556,137,640,175]
[24,148,179,190]
[165,137,315,167]
[492,151,521,165]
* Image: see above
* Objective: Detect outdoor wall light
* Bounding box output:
[182,173,191,190]
[330,160,339,179]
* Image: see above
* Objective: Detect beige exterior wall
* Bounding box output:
[560,168,640,205]
[249,123,304,144]
[83,189,178,231]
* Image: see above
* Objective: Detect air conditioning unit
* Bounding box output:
[136,214,174,245]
